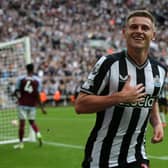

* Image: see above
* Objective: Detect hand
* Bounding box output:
[120,75,146,103]
[151,124,164,143]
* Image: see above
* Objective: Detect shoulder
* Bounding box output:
[17,75,25,81]
[32,75,42,83]
[99,50,125,65]
[149,57,167,72]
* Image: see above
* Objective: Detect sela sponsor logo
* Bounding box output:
[119,95,155,108]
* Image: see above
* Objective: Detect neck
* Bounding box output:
[127,48,149,65]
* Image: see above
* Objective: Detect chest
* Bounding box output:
[109,59,164,97]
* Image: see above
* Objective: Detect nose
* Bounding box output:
[137,26,143,33]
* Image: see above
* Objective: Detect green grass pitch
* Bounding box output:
[0,106,168,168]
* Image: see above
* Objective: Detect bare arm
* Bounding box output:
[75,92,124,114]
[150,100,163,143]
[75,76,146,114]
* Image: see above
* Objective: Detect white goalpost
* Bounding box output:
[0,37,36,144]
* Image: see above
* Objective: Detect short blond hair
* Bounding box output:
[126,10,155,27]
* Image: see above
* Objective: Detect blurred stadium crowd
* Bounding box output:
[0,0,168,104]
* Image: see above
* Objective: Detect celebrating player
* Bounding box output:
[13,63,46,149]
[75,10,167,168]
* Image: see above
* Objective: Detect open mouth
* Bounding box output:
[132,37,145,44]
[134,37,143,40]
[132,35,144,41]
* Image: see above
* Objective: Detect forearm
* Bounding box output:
[75,92,123,114]
[150,101,162,127]
[75,79,146,114]
[150,100,164,143]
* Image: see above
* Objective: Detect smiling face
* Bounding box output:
[123,16,156,50]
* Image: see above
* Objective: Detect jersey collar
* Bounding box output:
[124,50,149,70]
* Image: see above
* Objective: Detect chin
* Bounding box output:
[129,45,143,49]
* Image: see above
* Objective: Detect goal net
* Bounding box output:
[0,37,35,144]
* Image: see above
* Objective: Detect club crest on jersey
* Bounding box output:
[154,75,161,87]
[119,74,128,82]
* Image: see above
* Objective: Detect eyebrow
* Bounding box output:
[129,23,151,27]
[127,18,154,29]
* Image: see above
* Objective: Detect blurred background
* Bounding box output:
[0,0,167,105]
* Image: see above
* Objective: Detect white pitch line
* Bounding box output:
[44,141,168,160]
[148,155,168,160]
[38,118,94,121]
[44,141,84,150]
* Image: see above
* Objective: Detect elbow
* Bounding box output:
[75,103,93,114]
[74,99,87,114]
[74,95,84,114]
[74,93,89,114]
[74,103,83,114]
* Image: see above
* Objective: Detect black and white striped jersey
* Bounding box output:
[80,50,167,168]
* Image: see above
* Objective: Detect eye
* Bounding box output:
[129,24,151,32]
[129,24,138,30]
[141,25,150,32]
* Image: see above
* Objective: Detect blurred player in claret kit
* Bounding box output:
[13,63,46,149]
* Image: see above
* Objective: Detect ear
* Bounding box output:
[122,28,126,35]
[122,28,126,38]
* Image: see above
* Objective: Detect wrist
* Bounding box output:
[110,92,123,105]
